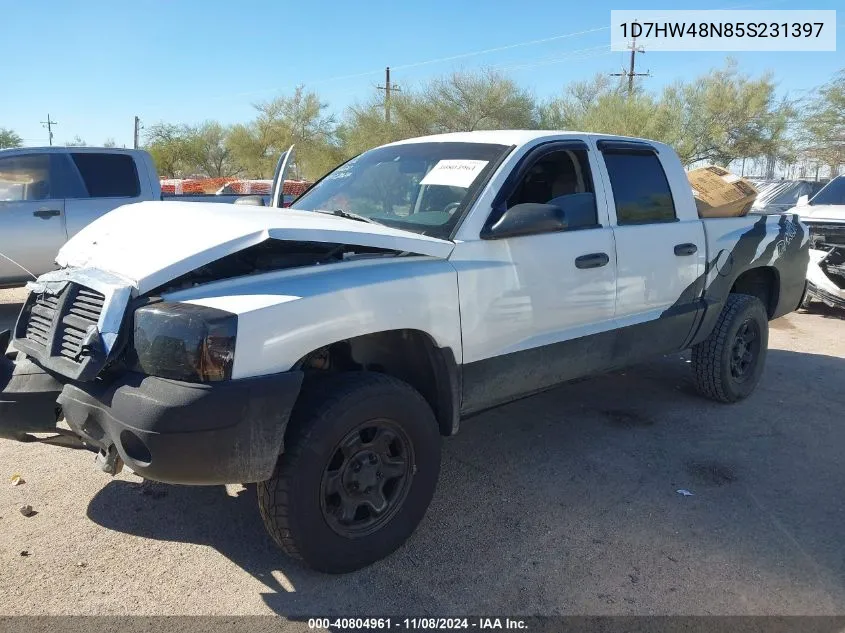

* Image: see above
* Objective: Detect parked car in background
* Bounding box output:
[0,146,301,287]
[790,175,845,309]
[749,178,827,215]
[0,147,161,287]
[0,130,809,573]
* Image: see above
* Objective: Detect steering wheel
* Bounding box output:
[444,202,461,216]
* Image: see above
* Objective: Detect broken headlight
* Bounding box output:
[130,302,237,382]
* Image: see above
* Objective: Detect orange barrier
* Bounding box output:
[161,178,312,196]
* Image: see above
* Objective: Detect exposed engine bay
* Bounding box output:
[152,239,401,294]
[806,223,845,309]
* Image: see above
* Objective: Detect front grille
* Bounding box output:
[24,293,60,348]
[57,287,105,362]
[20,284,105,364]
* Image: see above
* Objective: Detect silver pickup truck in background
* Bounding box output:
[0,146,296,287]
[0,147,161,288]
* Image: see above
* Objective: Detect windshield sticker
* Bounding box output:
[420,160,489,188]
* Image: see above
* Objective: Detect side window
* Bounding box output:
[506,149,598,230]
[602,152,676,224]
[0,154,54,202]
[70,153,140,198]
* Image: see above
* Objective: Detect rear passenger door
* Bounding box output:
[595,140,706,356]
[0,153,67,284]
[63,152,143,238]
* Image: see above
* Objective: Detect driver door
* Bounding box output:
[452,141,618,413]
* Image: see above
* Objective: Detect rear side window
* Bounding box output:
[70,153,140,198]
[0,154,53,201]
[603,152,676,224]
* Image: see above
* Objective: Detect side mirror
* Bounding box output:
[233,195,265,206]
[482,203,567,239]
[796,194,809,207]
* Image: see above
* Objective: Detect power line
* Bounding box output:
[212,26,610,102]
[134,116,142,149]
[610,36,649,97]
[40,114,58,146]
[376,67,401,124]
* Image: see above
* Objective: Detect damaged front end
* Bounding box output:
[1,268,134,467]
[805,223,845,310]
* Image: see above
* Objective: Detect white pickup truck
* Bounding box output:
[0,130,809,573]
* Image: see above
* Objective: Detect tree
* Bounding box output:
[144,123,198,178]
[0,128,22,149]
[539,74,672,141]
[340,69,539,157]
[231,87,342,180]
[800,69,845,174]
[65,136,87,147]
[103,138,117,148]
[191,121,238,178]
[660,61,794,166]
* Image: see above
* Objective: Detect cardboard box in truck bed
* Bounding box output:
[687,165,758,218]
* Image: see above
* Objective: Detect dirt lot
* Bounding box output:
[1,288,844,617]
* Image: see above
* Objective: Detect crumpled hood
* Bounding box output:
[56,201,455,294]
[792,204,845,223]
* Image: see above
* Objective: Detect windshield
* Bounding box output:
[810,176,845,206]
[290,142,510,239]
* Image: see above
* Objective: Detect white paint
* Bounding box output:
[21,130,806,391]
[419,160,489,188]
[164,256,462,379]
[56,201,454,293]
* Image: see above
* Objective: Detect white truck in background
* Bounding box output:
[791,175,845,310]
[0,146,295,287]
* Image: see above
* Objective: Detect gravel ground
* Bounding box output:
[1,287,844,617]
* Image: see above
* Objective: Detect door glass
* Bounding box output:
[603,152,676,224]
[504,148,598,230]
[0,155,53,201]
[69,153,140,198]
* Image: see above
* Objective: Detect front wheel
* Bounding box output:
[258,372,441,573]
[691,293,769,403]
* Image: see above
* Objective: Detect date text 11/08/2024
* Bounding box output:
[307,618,528,630]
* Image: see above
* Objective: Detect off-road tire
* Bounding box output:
[257,372,441,573]
[691,293,769,403]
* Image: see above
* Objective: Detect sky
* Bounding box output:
[1,0,842,148]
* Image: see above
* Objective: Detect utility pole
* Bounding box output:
[40,114,58,146]
[611,36,649,97]
[133,116,141,149]
[376,67,401,124]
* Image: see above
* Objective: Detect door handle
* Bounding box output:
[575,252,610,269]
[674,243,698,256]
[33,208,61,219]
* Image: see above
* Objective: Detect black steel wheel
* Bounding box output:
[692,293,769,403]
[320,420,414,538]
[258,372,441,573]
[729,318,761,383]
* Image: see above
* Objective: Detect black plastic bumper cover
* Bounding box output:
[56,371,304,485]
[0,352,65,441]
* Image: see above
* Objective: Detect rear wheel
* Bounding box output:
[691,293,769,403]
[258,372,441,573]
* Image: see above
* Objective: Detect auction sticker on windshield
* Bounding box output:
[420,160,489,188]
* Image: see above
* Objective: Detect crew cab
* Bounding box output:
[0,131,809,573]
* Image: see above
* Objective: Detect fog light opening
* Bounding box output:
[120,430,152,466]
